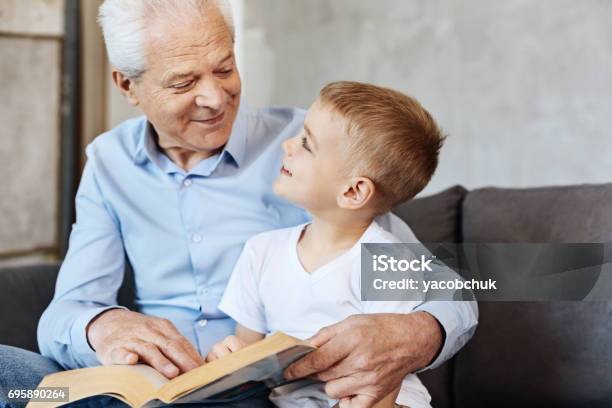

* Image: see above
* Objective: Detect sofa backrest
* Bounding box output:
[456,183,612,407]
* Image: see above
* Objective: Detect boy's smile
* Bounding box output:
[280,165,292,177]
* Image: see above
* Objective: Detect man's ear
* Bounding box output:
[337,177,376,210]
[111,69,140,106]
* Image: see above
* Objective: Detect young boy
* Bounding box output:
[208,81,445,408]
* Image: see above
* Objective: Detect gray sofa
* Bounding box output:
[2,183,611,407]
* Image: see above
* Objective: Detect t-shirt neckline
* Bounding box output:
[290,221,379,282]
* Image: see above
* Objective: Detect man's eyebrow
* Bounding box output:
[304,124,318,149]
[163,71,193,84]
[216,51,234,65]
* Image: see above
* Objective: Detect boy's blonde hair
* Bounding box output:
[319,81,445,211]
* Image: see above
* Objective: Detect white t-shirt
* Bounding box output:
[218,221,432,408]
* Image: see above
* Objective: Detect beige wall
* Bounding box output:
[0,1,141,266]
[241,0,612,195]
[0,0,64,266]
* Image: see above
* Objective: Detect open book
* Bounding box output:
[27,332,314,408]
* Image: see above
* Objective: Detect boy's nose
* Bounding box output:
[282,138,294,156]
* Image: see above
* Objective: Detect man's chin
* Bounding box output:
[187,128,231,151]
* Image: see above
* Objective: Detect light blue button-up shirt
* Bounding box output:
[37,105,477,370]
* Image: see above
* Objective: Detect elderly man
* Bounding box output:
[0,1,477,407]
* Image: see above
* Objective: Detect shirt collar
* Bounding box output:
[221,105,248,168]
[133,106,248,170]
[133,121,158,166]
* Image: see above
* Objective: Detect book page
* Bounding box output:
[155,333,313,403]
[170,344,313,403]
[26,365,162,408]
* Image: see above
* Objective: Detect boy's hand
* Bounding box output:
[205,335,246,362]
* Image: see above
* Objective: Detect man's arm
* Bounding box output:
[284,313,447,408]
[37,158,128,369]
[37,153,204,377]
[375,211,479,368]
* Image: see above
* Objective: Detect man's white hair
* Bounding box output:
[98,0,234,78]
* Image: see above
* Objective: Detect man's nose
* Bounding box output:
[194,77,224,111]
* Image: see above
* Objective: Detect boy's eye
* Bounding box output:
[301,136,312,152]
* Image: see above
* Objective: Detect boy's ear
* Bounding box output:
[337,177,376,210]
[111,69,140,106]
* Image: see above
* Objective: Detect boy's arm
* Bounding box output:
[236,323,266,345]
[209,238,268,362]
[205,324,265,362]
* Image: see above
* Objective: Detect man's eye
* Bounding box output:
[301,136,312,152]
[173,80,193,89]
[215,68,233,76]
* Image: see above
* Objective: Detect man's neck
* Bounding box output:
[297,212,373,273]
[152,127,220,172]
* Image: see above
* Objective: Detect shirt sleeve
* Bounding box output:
[218,240,267,334]
[375,211,480,370]
[37,151,128,369]
[414,300,479,371]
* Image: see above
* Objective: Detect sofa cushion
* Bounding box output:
[456,183,612,407]
[394,185,467,243]
[0,263,59,352]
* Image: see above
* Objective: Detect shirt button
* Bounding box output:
[197,319,208,327]
[191,233,202,243]
[183,179,192,187]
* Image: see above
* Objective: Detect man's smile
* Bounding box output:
[191,111,226,127]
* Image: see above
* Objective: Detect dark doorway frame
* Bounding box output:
[59,0,81,258]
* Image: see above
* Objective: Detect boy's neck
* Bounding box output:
[297,212,374,273]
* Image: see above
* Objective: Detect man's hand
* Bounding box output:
[86,309,204,378]
[205,335,246,362]
[284,312,443,408]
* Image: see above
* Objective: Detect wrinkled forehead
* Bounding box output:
[142,6,234,74]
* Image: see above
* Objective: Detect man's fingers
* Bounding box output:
[326,377,379,408]
[147,333,203,373]
[324,375,359,400]
[284,336,349,381]
[155,319,205,366]
[307,324,339,348]
[176,336,205,365]
[284,323,345,380]
[338,394,377,408]
[130,341,180,378]
[312,360,347,383]
[107,347,138,365]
